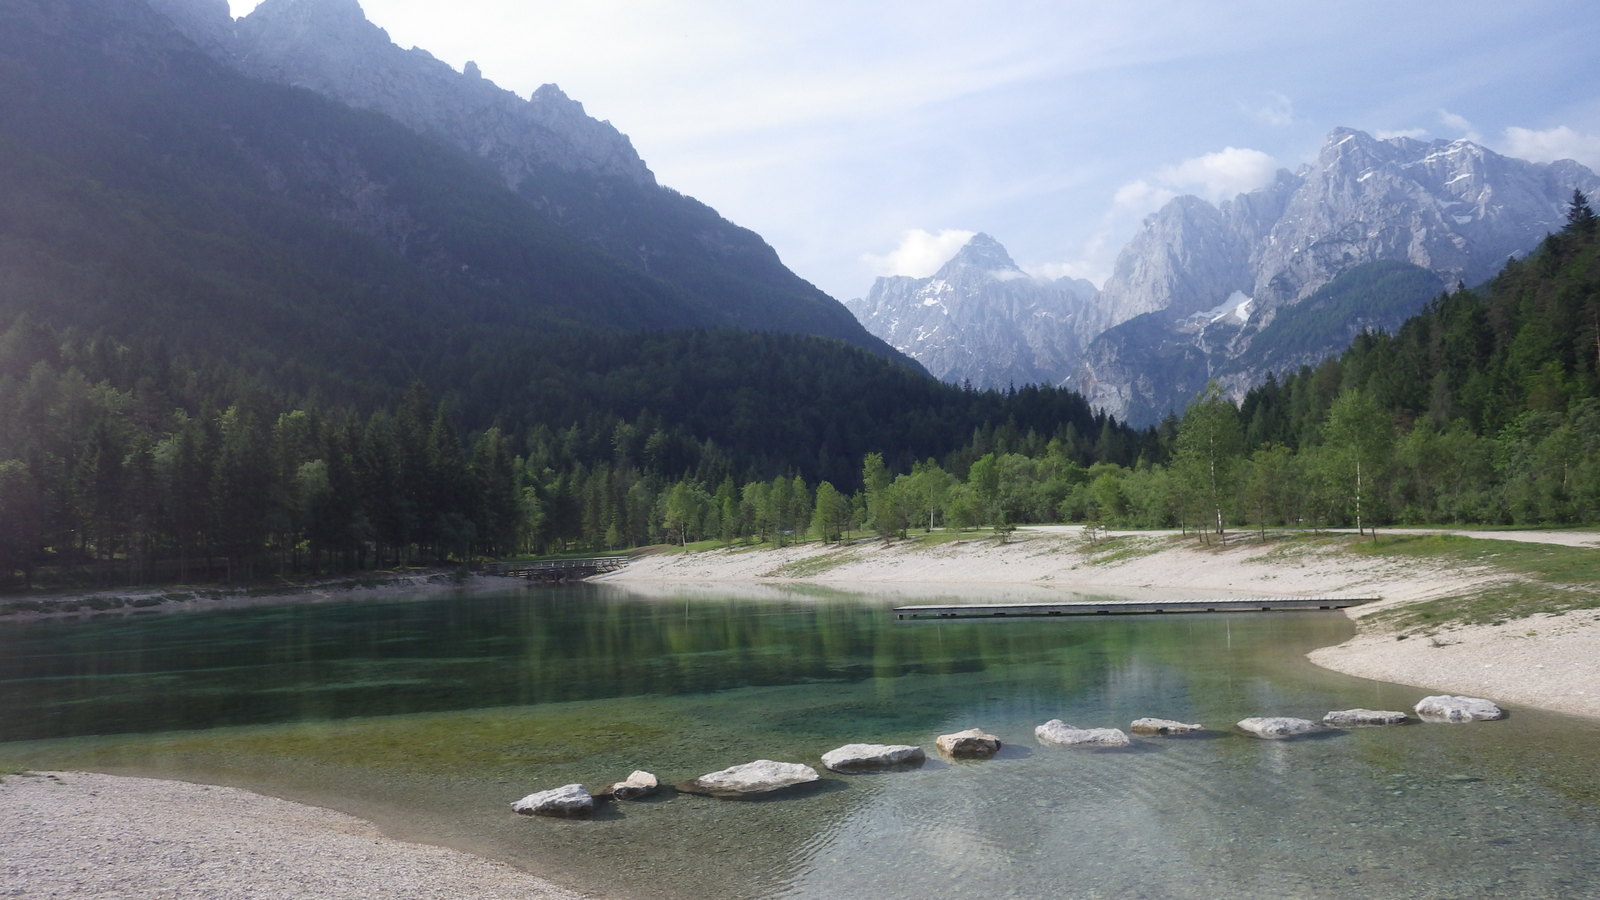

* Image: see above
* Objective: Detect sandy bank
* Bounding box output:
[602,527,1498,606]
[0,771,592,900]
[603,526,1600,721]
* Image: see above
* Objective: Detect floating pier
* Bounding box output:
[892,596,1375,620]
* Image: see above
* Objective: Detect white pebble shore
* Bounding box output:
[0,772,595,899]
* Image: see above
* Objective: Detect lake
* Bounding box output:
[2,582,1598,899]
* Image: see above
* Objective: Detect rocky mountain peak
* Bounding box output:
[941,232,1021,276]
[145,0,237,56]
[231,0,655,188]
[846,234,1101,389]
[250,0,372,30]
[239,0,394,58]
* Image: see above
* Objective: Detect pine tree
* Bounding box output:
[1566,189,1597,234]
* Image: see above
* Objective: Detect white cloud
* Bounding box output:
[1438,109,1483,143]
[1027,258,1107,285]
[1239,92,1295,127]
[861,229,976,278]
[1502,125,1600,171]
[1375,128,1429,141]
[1045,146,1279,291]
[1028,227,1123,289]
[1155,147,1280,203]
[1112,179,1178,213]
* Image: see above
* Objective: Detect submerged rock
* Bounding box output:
[602,770,660,801]
[1130,717,1204,735]
[677,760,820,798]
[821,743,926,772]
[1236,717,1323,739]
[511,784,594,818]
[1323,708,1410,727]
[1035,719,1131,748]
[1415,695,1506,723]
[935,728,1002,759]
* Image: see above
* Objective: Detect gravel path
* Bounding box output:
[0,772,594,900]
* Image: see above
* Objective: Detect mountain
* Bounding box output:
[843,234,1099,389]
[1072,128,1600,424]
[1077,261,1448,427]
[845,129,1600,424]
[126,0,902,358]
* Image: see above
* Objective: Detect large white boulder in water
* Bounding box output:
[602,770,660,800]
[511,783,594,818]
[1415,695,1506,723]
[1034,720,1131,748]
[935,728,1002,759]
[821,743,926,772]
[677,760,820,798]
[1236,717,1323,739]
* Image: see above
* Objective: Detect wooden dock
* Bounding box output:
[482,557,629,583]
[892,596,1374,620]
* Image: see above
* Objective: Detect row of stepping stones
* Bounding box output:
[512,694,1503,817]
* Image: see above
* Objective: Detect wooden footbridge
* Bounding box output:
[482,557,629,583]
[893,596,1375,620]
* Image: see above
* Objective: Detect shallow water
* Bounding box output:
[2,583,1598,899]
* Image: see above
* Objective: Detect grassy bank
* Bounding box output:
[1351,534,1597,634]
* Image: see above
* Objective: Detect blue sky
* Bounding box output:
[226,0,1600,300]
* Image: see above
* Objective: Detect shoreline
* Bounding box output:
[0,771,594,900]
[601,525,1600,721]
[0,570,519,622]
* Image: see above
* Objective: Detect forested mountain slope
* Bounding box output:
[0,0,1162,587]
[0,0,903,410]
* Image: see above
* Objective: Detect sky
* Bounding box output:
[225,0,1600,300]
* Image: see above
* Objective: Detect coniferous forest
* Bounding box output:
[3,196,1598,589]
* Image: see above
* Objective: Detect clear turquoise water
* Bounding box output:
[2,583,1598,899]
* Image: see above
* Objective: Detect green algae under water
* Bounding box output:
[3,582,1600,899]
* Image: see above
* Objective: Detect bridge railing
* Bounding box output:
[481,557,630,577]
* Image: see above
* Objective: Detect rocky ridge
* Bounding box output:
[138,0,898,355]
[149,0,651,188]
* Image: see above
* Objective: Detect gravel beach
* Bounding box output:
[0,772,592,900]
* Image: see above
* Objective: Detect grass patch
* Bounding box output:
[1238,532,1350,563]
[1354,534,1600,584]
[1078,535,1166,566]
[1376,582,1587,634]
[764,547,861,578]
[1352,534,1600,633]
